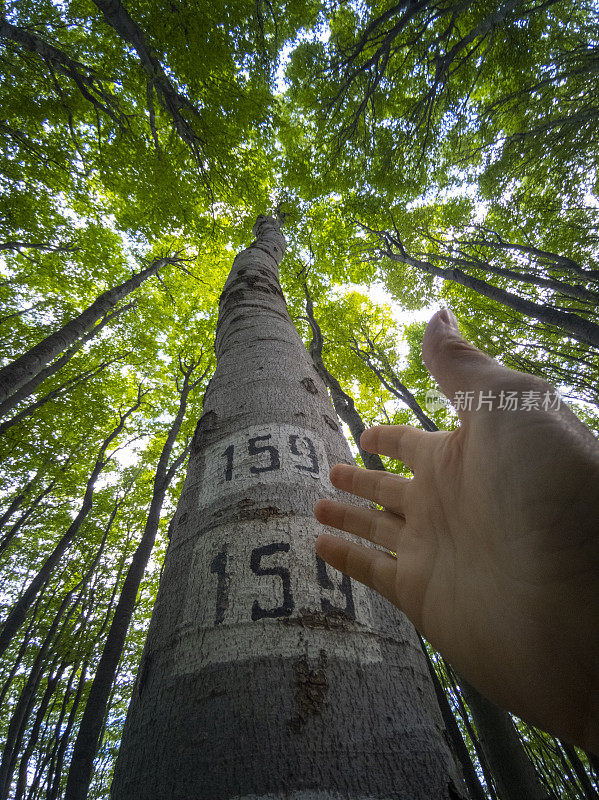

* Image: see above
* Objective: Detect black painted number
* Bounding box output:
[289,435,319,475]
[221,433,320,481]
[250,542,294,620]
[316,555,355,619]
[222,444,234,482]
[248,435,280,474]
[210,548,229,624]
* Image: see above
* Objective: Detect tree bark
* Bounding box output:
[111,215,465,800]
[65,362,204,800]
[0,301,135,419]
[0,258,169,406]
[302,283,385,470]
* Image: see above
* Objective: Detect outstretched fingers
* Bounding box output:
[314,498,403,551]
[360,425,430,472]
[329,463,411,515]
[316,533,398,602]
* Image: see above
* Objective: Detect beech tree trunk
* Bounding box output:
[303,283,385,471]
[0,258,168,406]
[0,300,134,420]
[111,215,465,800]
[379,234,599,348]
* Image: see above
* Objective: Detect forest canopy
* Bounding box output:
[1,0,598,797]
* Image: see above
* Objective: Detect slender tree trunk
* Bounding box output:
[37,664,78,800]
[303,283,385,470]
[0,579,48,707]
[111,215,465,799]
[0,467,41,527]
[378,234,599,348]
[0,395,142,657]
[460,677,554,800]
[445,665,499,800]
[0,302,134,420]
[352,344,437,430]
[65,364,203,800]
[14,668,63,800]
[419,640,488,800]
[0,258,169,405]
[0,355,126,436]
[424,248,599,306]
[559,741,599,799]
[0,582,80,800]
[47,663,89,800]
[1,530,107,799]
[0,476,61,556]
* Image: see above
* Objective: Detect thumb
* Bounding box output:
[422,309,498,405]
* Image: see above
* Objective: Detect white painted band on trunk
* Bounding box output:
[173,518,382,672]
[196,423,332,508]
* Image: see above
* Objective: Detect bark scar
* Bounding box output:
[300,377,318,395]
[289,650,328,732]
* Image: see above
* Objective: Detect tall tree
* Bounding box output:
[0,258,175,407]
[2,0,599,795]
[111,215,465,799]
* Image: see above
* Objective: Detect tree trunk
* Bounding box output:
[14,667,63,800]
[0,482,55,556]
[303,283,385,470]
[65,364,201,800]
[47,663,89,800]
[419,640,488,800]
[0,258,168,406]
[460,677,554,800]
[0,301,134,419]
[379,234,599,348]
[558,741,599,799]
[111,215,465,799]
[0,355,126,437]
[445,665,499,800]
[351,343,437,431]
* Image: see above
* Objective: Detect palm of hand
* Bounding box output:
[315,311,599,751]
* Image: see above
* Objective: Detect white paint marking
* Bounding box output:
[197,423,332,509]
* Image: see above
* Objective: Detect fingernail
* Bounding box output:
[437,308,458,329]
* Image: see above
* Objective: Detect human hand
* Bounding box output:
[314,309,599,752]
